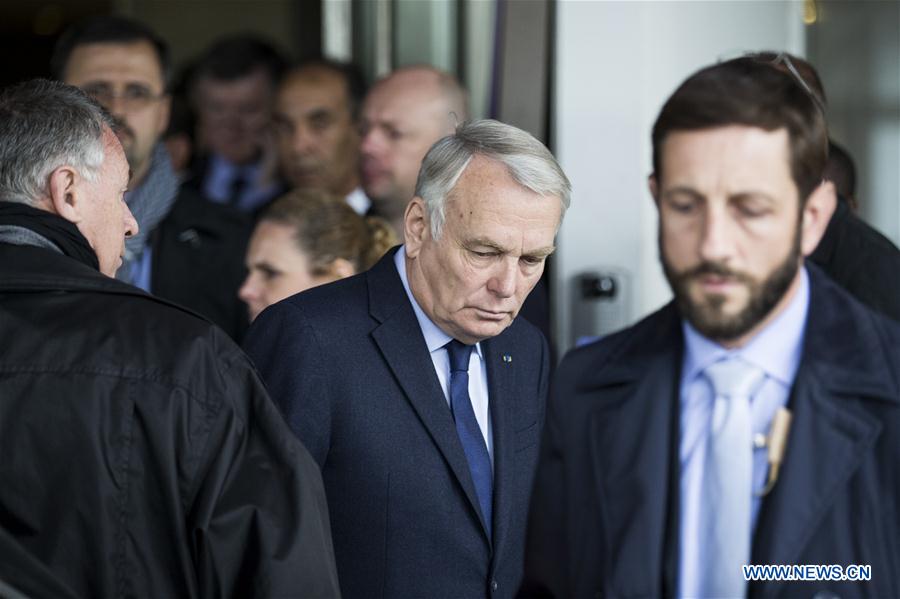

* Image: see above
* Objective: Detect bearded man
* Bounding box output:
[521,55,900,599]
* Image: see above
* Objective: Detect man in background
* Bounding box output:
[360,65,468,238]
[274,58,370,214]
[246,120,569,598]
[0,78,339,599]
[53,16,252,339]
[189,35,286,214]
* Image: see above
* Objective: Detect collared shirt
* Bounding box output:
[130,245,154,293]
[677,267,810,598]
[204,154,281,213]
[345,187,371,216]
[394,247,494,460]
[119,143,179,290]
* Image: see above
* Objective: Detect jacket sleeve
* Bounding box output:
[189,351,341,599]
[242,301,332,467]
[519,370,571,598]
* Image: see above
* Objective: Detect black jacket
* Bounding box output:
[810,198,900,321]
[0,244,340,598]
[152,186,252,341]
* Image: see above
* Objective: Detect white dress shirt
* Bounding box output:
[394,246,493,461]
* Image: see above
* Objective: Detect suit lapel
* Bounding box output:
[750,365,882,597]
[482,336,516,555]
[749,266,895,597]
[367,251,488,541]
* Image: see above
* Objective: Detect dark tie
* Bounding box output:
[445,339,493,537]
[228,171,247,207]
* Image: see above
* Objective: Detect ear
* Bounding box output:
[46,165,83,224]
[403,197,429,258]
[800,180,836,257]
[327,257,356,280]
[648,174,661,208]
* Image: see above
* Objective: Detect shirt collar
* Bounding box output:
[210,153,261,180]
[682,266,810,387]
[394,246,483,358]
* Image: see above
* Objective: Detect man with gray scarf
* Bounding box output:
[53,16,251,339]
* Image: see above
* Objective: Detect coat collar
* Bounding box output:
[0,243,147,299]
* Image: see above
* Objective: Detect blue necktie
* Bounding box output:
[700,357,765,598]
[445,340,493,537]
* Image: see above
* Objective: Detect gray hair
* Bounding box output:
[0,79,113,205]
[414,119,571,238]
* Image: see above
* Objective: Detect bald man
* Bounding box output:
[274,59,369,214]
[360,66,468,237]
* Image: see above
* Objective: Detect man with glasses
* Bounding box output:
[522,55,900,598]
[52,16,251,339]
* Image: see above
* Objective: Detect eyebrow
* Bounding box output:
[465,237,556,258]
[662,186,704,201]
[663,186,779,206]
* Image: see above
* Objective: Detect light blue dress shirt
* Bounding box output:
[130,245,153,293]
[678,267,810,598]
[394,247,494,460]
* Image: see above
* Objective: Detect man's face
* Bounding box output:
[194,68,274,165]
[274,69,360,195]
[655,125,808,344]
[238,220,335,321]
[77,128,139,276]
[63,41,169,186]
[360,74,453,215]
[406,156,561,344]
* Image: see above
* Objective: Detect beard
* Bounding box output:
[660,225,801,342]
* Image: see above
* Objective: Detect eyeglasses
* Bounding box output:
[766,52,827,116]
[81,83,167,112]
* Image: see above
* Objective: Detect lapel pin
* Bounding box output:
[502,354,512,364]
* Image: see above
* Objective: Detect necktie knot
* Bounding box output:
[704,357,765,399]
[446,339,474,373]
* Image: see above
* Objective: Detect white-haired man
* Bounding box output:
[245,119,570,598]
[0,79,339,598]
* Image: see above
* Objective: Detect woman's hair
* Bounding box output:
[259,190,399,275]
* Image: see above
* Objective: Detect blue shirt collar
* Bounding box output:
[394,246,483,357]
[682,266,810,387]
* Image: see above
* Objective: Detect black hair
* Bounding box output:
[51,15,171,89]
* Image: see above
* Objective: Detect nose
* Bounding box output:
[487,258,517,299]
[292,124,315,156]
[699,204,734,263]
[238,271,256,300]
[360,127,382,157]
[238,274,263,322]
[123,204,139,238]
[100,94,129,120]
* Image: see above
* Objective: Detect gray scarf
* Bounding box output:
[117,143,179,284]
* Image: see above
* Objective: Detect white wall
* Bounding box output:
[553,0,805,351]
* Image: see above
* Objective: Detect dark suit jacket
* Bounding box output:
[810,198,900,322]
[245,248,551,599]
[151,186,252,341]
[521,265,900,598]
